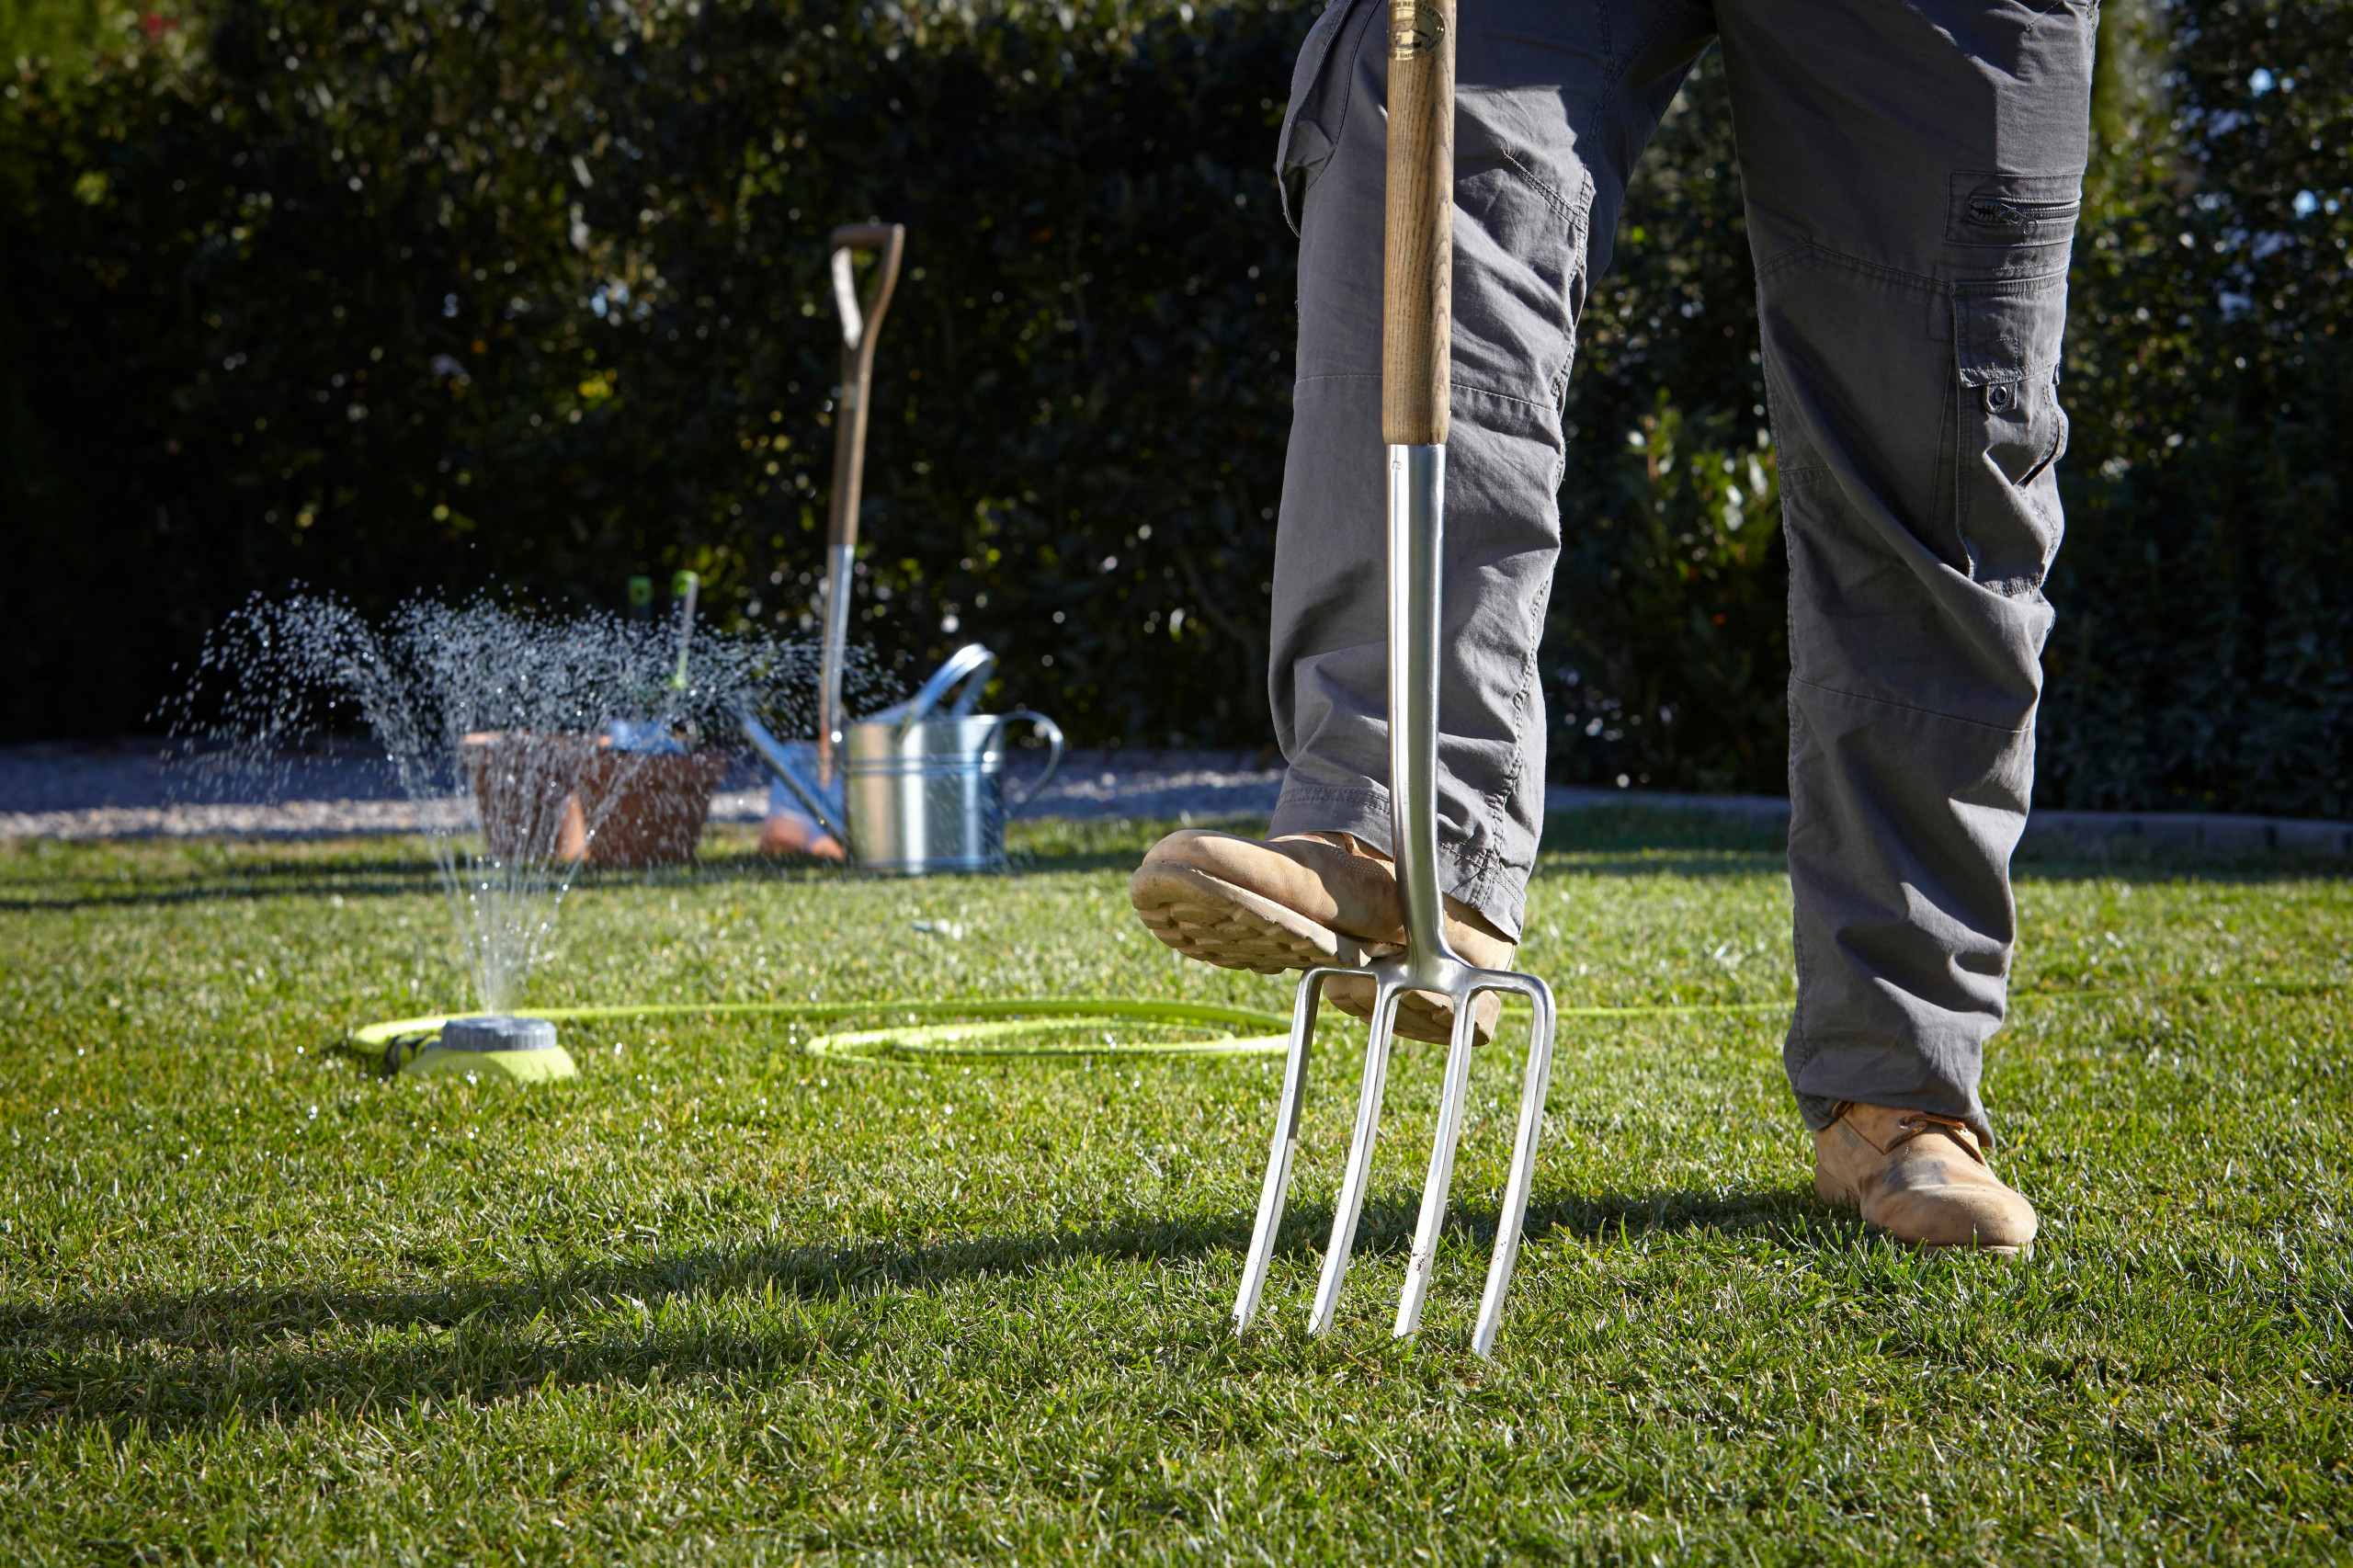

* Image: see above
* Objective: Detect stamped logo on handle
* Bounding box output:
[1390,0,1444,59]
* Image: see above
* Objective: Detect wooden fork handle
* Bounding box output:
[1381,0,1454,448]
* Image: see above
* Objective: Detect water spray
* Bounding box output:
[166,592,880,1034]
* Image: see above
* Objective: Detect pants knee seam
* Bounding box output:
[1789,674,2032,738]
[1488,142,1592,232]
[1757,238,1944,300]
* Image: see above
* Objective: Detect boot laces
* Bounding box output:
[1892,1109,1984,1165]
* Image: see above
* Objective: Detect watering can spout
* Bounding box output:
[738,708,851,845]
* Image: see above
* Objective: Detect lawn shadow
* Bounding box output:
[1522,1186,1861,1247]
[0,854,452,912]
[3,1180,1848,1436]
[0,821,1208,911]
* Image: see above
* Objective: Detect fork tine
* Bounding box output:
[1472,975,1556,1359]
[1233,968,1328,1334]
[1393,981,1482,1338]
[1308,982,1401,1335]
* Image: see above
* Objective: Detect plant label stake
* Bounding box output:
[817,222,906,789]
[669,569,699,690]
[1230,0,1559,1359]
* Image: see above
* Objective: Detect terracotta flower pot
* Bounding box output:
[460,732,726,868]
[564,746,729,867]
[460,731,593,864]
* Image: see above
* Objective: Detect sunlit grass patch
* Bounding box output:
[1,814,2347,1563]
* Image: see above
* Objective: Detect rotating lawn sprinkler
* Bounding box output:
[745,220,1064,873]
[169,592,835,1087]
[1229,0,1559,1359]
[378,1014,579,1084]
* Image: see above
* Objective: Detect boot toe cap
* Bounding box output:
[1866,1176,2039,1251]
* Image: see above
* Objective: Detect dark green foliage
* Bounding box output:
[1546,51,1786,794]
[2040,0,2353,816]
[0,0,135,70]
[2,0,2347,815]
[0,0,1310,745]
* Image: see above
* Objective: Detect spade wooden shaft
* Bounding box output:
[818,222,905,783]
[825,223,905,555]
[1381,0,1453,446]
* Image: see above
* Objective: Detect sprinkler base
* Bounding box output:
[399,1015,579,1084]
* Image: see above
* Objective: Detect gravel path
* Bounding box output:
[6,738,2346,856]
[0,740,1290,842]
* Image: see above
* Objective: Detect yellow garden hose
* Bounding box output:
[347,976,2337,1081]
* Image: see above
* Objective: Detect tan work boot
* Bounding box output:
[1813,1102,2039,1255]
[1129,829,1514,1045]
[1131,830,1400,969]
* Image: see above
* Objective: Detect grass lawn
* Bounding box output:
[3,811,2348,1564]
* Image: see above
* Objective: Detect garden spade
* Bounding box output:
[1229,0,1559,1358]
[816,222,906,788]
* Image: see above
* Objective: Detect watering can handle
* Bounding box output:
[998,710,1065,819]
[892,642,998,738]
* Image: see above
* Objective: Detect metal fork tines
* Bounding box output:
[1231,954,1556,1358]
[1231,445,1559,1359]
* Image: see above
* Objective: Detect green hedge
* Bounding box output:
[4,0,2347,814]
[2035,0,2353,817]
[2,0,1312,749]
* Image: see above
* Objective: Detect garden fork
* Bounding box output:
[1230,0,1557,1359]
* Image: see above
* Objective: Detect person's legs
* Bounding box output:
[1265,0,1715,941]
[1135,0,1714,1043]
[1715,0,2096,1142]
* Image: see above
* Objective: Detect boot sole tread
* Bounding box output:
[1131,860,1505,1046]
[1130,863,1367,976]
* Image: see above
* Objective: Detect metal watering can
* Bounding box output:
[742,643,1063,875]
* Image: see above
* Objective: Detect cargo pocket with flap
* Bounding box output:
[1953,270,2070,596]
[1947,171,2081,277]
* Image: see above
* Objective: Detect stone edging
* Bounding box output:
[1543,785,2353,857]
[2,746,2346,858]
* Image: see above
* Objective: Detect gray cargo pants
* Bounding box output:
[1264,0,2093,1137]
